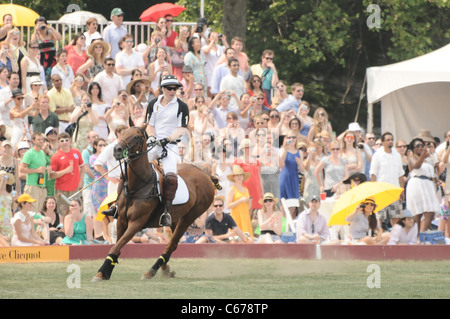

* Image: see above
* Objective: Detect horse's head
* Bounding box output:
[114,123,149,160]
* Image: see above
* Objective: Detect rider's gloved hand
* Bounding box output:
[147,135,157,145]
[158,137,171,147]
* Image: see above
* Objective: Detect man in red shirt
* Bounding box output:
[50,132,85,217]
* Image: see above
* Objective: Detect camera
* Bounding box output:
[360,203,366,209]
[357,143,364,149]
[86,102,92,108]
[40,25,46,30]
[155,38,160,44]
[196,23,203,33]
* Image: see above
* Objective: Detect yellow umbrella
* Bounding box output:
[95,191,117,221]
[328,181,404,226]
[0,3,40,27]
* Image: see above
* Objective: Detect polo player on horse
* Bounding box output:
[102,75,189,227]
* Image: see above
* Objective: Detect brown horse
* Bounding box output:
[92,123,219,281]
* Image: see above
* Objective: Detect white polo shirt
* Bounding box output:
[369,147,404,186]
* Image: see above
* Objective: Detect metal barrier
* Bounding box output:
[21,21,196,49]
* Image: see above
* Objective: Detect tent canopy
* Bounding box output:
[366,44,450,142]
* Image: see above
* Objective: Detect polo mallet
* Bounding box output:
[60,161,122,205]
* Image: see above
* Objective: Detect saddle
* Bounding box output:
[149,161,189,205]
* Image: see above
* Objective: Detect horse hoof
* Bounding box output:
[162,268,176,278]
[141,271,155,280]
[91,273,107,282]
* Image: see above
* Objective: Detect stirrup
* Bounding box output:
[159,212,172,227]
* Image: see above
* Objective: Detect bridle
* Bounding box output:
[119,126,149,161]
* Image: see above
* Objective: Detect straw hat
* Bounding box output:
[17,193,36,203]
[0,170,15,186]
[258,192,279,205]
[126,77,152,95]
[415,129,434,143]
[86,39,111,59]
[227,165,250,182]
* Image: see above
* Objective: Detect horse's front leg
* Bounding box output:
[92,209,146,282]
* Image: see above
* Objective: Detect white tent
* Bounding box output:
[366,43,450,142]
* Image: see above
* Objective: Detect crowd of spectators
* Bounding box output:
[0,8,449,248]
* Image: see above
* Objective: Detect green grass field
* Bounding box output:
[1,258,449,299]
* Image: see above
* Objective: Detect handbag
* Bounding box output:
[170,50,185,68]
[65,110,88,140]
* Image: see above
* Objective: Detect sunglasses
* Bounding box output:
[287,136,296,139]
[346,136,355,140]
[330,148,340,151]
[318,112,326,117]
[270,114,279,118]
[363,202,376,207]
[164,86,178,91]
[264,199,273,203]
[106,63,115,66]
[414,144,424,148]
[59,138,70,143]
[213,204,223,208]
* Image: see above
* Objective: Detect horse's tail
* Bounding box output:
[210,175,222,191]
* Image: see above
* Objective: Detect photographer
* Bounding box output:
[31,17,62,85]
[345,197,388,245]
[69,94,99,151]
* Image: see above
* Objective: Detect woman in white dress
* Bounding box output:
[51,49,74,89]
[88,82,109,139]
[148,47,172,93]
[406,137,440,232]
[20,41,42,94]
[9,88,37,147]
[11,193,46,246]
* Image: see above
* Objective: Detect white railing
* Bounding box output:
[20,21,196,49]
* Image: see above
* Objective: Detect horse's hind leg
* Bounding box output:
[141,214,197,279]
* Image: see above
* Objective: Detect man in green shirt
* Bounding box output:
[20,132,48,211]
[28,94,60,135]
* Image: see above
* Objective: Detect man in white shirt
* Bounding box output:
[210,47,241,95]
[115,34,145,89]
[370,131,405,227]
[145,75,190,226]
[94,125,127,194]
[276,82,304,114]
[102,8,127,58]
[0,71,20,140]
[93,58,123,105]
[219,58,245,109]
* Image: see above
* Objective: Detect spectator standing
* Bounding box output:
[370,132,405,227]
[51,49,74,89]
[184,37,207,89]
[0,170,14,244]
[279,130,304,201]
[50,132,85,217]
[20,41,43,94]
[69,94,99,151]
[102,8,127,59]
[9,88,37,147]
[219,58,246,110]
[93,57,123,105]
[64,33,88,75]
[47,74,75,132]
[210,47,238,95]
[115,34,145,89]
[28,94,59,135]
[250,50,279,106]
[0,71,20,140]
[406,137,440,232]
[81,130,98,224]
[78,39,110,80]
[83,18,102,48]
[30,16,62,85]
[20,133,47,212]
[202,31,227,92]
[276,82,304,114]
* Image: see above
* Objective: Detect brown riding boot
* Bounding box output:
[160,172,178,226]
[101,177,125,219]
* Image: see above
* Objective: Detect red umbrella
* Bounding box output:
[139,3,186,22]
